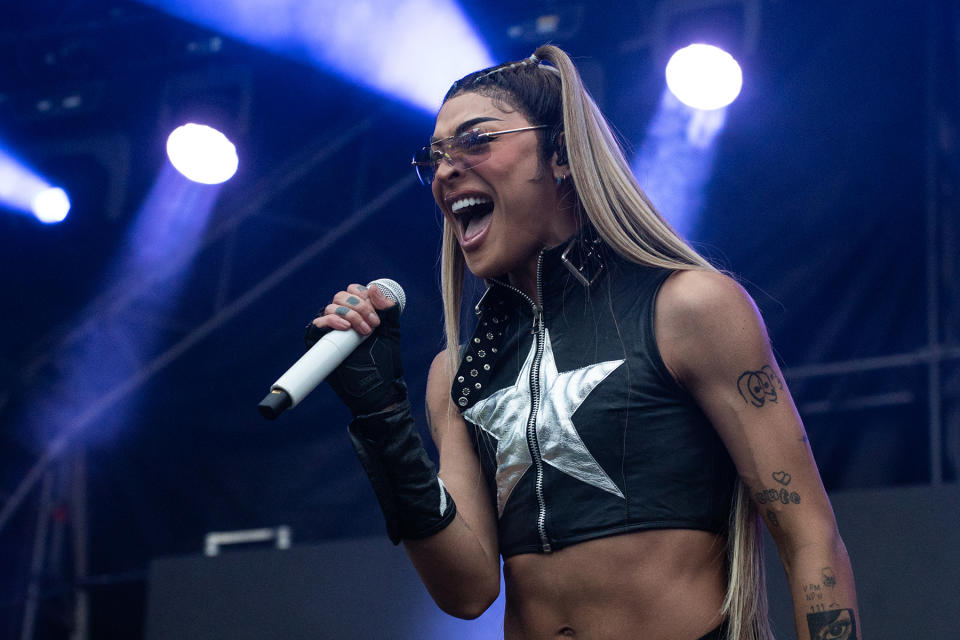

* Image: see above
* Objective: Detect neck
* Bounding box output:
[506,198,583,303]
[507,259,540,304]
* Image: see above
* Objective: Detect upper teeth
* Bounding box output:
[451,196,492,214]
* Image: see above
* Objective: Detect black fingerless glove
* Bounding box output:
[348,401,457,544]
[304,304,407,416]
[306,306,456,544]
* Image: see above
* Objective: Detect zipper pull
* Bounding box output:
[531,306,543,334]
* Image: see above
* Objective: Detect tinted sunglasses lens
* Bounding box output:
[415,165,434,186]
[412,147,435,186]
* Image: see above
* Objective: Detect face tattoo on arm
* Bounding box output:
[737,364,784,407]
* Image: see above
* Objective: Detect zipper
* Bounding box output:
[492,253,551,552]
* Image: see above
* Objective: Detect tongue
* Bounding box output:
[464,209,492,240]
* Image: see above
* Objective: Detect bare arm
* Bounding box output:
[311,285,500,619]
[656,270,860,640]
[401,350,501,619]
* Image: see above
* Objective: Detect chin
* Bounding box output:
[461,250,501,280]
[463,258,498,281]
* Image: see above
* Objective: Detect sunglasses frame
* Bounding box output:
[411,124,549,186]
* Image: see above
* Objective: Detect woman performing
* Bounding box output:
[307,45,860,640]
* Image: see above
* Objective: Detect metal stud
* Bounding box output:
[458,397,468,406]
[478,350,486,358]
[470,369,478,377]
[474,383,481,389]
[466,355,473,362]
[484,364,491,371]
[457,376,464,383]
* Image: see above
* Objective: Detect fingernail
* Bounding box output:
[367,313,379,325]
[360,322,372,335]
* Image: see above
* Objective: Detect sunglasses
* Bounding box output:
[411,125,549,186]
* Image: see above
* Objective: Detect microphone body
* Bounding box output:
[258,278,405,420]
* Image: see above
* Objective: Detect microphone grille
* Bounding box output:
[369,278,406,313]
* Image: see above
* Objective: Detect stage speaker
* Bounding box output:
[145,535,505,640]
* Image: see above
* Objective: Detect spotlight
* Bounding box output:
[665,44,742,111]
[31,187,71,223]
[166,123,238,185]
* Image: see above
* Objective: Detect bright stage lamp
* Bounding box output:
[31,187,71,223]
[166,123,238,185]
[665,44,743,111]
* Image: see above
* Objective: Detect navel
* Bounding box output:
[556,626,576,637]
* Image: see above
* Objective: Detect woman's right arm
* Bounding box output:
[402,350,501,619]
[310,284,500,618]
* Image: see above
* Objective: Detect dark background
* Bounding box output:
[1,0,957,637]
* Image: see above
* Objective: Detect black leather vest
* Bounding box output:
[451,239,737,557]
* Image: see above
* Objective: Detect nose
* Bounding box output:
[432,154,463,184]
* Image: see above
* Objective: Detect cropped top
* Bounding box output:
[451,237,737,557]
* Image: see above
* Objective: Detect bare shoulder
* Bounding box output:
[427,348,456,399]
[657,269,759,326]
[425,348,463,446]
[655,269,771,385]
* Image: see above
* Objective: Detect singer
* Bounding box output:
[308,45,859,640]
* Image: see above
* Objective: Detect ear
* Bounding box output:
[551,131,569,181]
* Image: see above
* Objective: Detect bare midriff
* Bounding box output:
[502,529,727,640]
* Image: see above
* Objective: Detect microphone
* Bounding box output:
[258,278,406,420]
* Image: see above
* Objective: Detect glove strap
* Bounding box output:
[348,401,456,544]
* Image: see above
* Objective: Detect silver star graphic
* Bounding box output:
[463,328,625,515]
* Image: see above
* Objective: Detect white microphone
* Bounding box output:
[258,278,406,420]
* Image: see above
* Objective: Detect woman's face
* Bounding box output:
[431,92,574,289]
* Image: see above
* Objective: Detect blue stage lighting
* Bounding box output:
[633,91,726,239]
[31,187,71,223]
[166,123,238,185]
[665,44,742,111]
[0,147,63,221]
[135,0,493,111]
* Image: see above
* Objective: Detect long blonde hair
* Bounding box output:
[437,44,772,639]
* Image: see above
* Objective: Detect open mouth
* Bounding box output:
[451,195,495,241]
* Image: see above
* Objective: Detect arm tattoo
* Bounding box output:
[425,405,439,444]
[765,509,780,528]
[806,608,857,639]
[737,364,783,407]
[753,470,801,505]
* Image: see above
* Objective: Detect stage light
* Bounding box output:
[135,0,493,111]
[0,146,68,222]
[166,123,238,185]
[665,43,743,111]
[31,187,71,223]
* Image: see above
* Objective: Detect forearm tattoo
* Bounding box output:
[806,608,857,639]
[737,364,783,407]
[754,470,802,506]
[766,509,780,528]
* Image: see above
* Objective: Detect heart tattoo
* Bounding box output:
[773,470,792,486]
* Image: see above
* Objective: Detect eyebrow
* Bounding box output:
[431,116,502,144]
